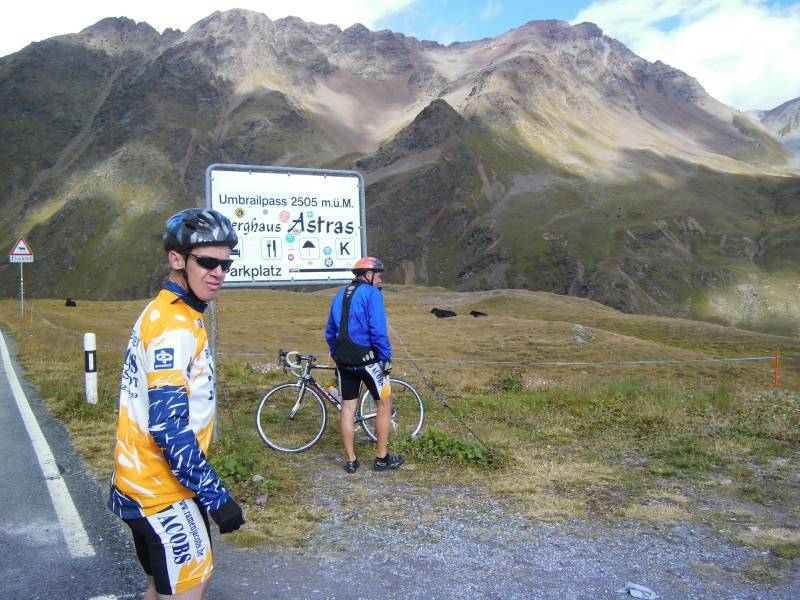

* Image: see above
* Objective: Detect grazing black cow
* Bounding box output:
[470,310,488,317]
[431,308,457,318]
[65,298,77,307]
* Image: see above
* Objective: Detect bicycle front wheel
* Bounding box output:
[256,383,327,452]
[359,378,424,443]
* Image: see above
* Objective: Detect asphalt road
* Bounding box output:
[0,325,308,600]
[0,326,296,600]
[0,328,141,599]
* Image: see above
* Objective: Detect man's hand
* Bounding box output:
[380,360,392,375]
[210,497,244,534]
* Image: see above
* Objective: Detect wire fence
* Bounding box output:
[27,305,124,351]
[19,304,800,369]
[218,350,798,366]
[10,302,800,451]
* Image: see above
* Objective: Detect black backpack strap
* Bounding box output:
[334,280,376,367]
[338,280,362,343]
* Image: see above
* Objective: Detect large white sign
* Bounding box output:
[207,164,366,286]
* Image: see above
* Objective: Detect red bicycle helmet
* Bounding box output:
[352,256,385,275]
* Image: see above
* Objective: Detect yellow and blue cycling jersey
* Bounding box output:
[108,281,230,519]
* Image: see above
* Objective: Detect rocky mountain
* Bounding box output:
[0,10,798,334]
[749,96,800,157]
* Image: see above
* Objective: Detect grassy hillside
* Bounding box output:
[0,286,797,569]
[362,110,800,335]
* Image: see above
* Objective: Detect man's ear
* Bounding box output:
[167,250,186,271]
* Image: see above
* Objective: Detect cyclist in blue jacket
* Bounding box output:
[326,257,404,473]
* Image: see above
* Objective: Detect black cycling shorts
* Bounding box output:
[337,363,391,402]
[124,497,213,595]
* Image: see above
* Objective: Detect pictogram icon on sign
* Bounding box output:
[11,237,32,255]
[9,237,34,263]
[337,239,352,258]
[262,238,281,260]
[300,239,319,260]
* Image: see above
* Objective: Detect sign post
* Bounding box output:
[8,237,34,319]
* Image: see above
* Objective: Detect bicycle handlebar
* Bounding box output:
[277,349,335,373]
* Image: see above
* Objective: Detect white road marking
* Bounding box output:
[0,329,96,558]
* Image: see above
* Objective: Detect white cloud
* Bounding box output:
[480,1,502,20]
[429,22,469,45]
[574,0,800,110]
[0,0,419,58]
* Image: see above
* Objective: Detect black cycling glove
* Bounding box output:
[210,497,244,534]
[380,360,392,374]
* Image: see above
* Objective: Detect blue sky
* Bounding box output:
[376,0,591,44]
[1,1,798,110]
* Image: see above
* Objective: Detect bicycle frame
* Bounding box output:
[278,350,362,423]
[281,350,381,428]
[294,364,341,413]
[258,350,424,452]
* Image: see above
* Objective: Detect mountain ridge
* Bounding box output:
[749,95,800,158]
[0,10,798,335]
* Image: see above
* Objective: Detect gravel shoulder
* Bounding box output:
[208,452,800,599]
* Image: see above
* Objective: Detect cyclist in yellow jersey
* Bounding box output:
[109,208,244,599]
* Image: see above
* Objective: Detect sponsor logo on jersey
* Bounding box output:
[156,506,193,565]
[154,348,175,370]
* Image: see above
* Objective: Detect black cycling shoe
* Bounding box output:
[373,454,404,471]
[344,459,360,473]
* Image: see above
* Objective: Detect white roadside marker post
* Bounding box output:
[84,333,97,404]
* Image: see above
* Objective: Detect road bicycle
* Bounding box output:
[256,350,425,453]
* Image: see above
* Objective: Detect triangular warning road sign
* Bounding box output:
[10,237,33,256]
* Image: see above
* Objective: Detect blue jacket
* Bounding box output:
[326,282,391,363]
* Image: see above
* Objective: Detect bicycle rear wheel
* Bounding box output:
[256,383,327,452]
[359,378,424,443]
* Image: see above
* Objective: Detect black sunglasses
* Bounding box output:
[188,253,234,272]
